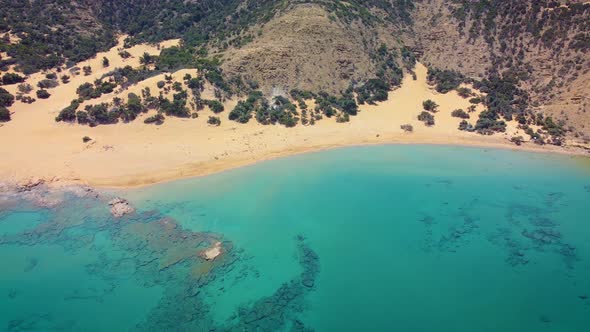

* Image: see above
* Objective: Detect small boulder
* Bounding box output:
[200,241,222,261]
[108,198,135,218]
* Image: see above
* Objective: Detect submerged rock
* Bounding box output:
[200,241,223,261]
[16,178,45,192]
[539,314,552,323]
[108,198,135,218]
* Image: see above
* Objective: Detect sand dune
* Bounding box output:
[0,39,587,188]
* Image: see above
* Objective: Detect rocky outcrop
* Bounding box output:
[199,241,222,261]
[108,198,135,218]
[221,4,386,96]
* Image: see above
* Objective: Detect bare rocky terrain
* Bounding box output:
[221,4,379,96]
[410,0,590,137]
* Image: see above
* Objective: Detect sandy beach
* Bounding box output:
[1,38,588,189]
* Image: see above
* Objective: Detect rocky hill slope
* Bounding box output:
[1,0,589,140]
[411,0,590,137]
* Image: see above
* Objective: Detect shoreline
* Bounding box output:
[79,138,590,190]
[2,48,589,190]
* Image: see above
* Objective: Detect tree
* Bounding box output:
[207,116,221,126]
[451,109,470,119]
[102,57,110,68]
[172,82,182,92]
[36,90,51,99]
[458,120,474,131]
[124,93,146,119]
[77,111,89,124]
[18,83,33,94]
[510,136,524,146]
[206,100,224,113]
[456,87,472,98]
[2,73,25,85]
[37,79,59,89]
[418,111,435,126]
[86,103,118,124]
[119,50,131,59]
[339,97,358,115]
[139,52,154,65]
[422,100,439,112]
[83,66,92,76]
[427,68,464,93]
[144,113,165,124]
[469,97,482,104]
[355,79,390,105]
[400,124,413,132]
[56,100,80,122]
[77,83,99,99]
[0,106,10,122]
[336,113,350,123]
[0,88,15,107]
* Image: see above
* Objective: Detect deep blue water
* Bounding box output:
[1,145,590,331]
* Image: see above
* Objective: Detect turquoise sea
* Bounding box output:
[1,145,590,331]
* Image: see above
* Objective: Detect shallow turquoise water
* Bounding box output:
[1,145,590,331]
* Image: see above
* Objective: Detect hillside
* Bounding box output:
[1,0,589,146]
[411,0,590,137]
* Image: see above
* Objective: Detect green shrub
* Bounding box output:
[76,111,89,124]
[458,120,474,132]
[156,47,194,71]
[87,103,118,124]
[510,136,524,146]
[0,88,15,107]
[475,110,507,134]
[205,100,224,113]
[207,116,221,126]
[56,100,80,122]
[451,109,470,119]
[77,83,100,99]
[427,68,464,93]
[469,97,482,104]
[356,79,389,105]
[144,113,165,124]
[422,100,438,112]
[119,50,131,59]
[336,113,350,123]
[401,124,413,132]
[21,96,35,104]
[36,89,51,99]
[456,87,472,98]
[541,116,565,137]
[0,106,10,122]
[18,83,33,94]
[37,79,59,89]
[418,111,435,126]
[2,73,25,85]
[230,91,266,124]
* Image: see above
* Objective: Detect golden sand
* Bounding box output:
[1,38,588,189]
